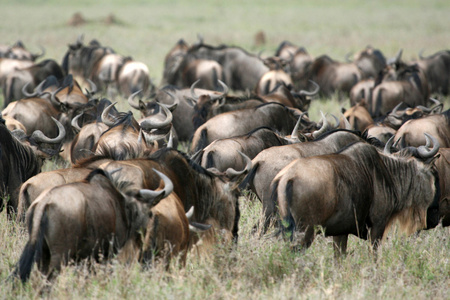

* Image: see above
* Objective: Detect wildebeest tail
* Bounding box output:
[238,162,259,190]
[273,178,295,241]
[13,204,48,283]
[194,128,208,153]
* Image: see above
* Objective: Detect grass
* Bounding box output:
[1,0,450,298]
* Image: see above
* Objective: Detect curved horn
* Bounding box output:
[428,98,441,107]
[312,111,328,139]
[224,151,252,178]
[329,114,340,129]
[189,222,212,233]
[391,102,405,117]
[417,133,440,158]
[290,112,307,139]
[384,136,395,155]
[101,102,118,127]
[31,117,66,144]
[127,90,143,110]
[32,45,46,60]
[190,79,201,101]
[139,169,174,206]
[85,79,97,95]
[298,80,320,96]
[162,89,179,111]
[71,113,83,132]
[416,105,432,113]
[428,98,443,114]
[22,80,46,98]
[186,206,194,221]
[388,49,403,65]
[209,80,229,101]
[166,129,174,148]
[50,87,64,107]
[139,103,173,130]
[393,136,402,149]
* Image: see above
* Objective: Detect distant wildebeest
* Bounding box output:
[2,59,64,107]
[273,137,440,255]
[62,35,116,91]
[0,40,45,61]
[163,42,269,92]
[305,54,362,99]
[254,56,293,96]
[416,49,450,95]
[117,57,154,98]
[275,41,314,91]
[369,50,430,118]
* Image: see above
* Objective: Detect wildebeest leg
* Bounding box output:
[332,235,348,258]
[292,225,315,252]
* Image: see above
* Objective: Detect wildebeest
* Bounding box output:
[239,129,366,230]
[117,57,154,98]
[434,148,450,226]
[164,43,269,92]
[0,58,34,86]
[275,42,314,91]
[99,148,251,247]
[369,51,430,118]
[349,78,375,106]
[340,101,374,132]
[416,50,450,95]
[394,109,450,148]
[189,80,264,130]
[128,90,179,149]
[2,59,64,107]
[350,45,387,79]
[0,117,65,215]
[13,168,173,282]
[254,56,293,96]
[62,35,115,90]
[382,100,442,130]
[272,137,440,255]
[94,103,157,160]
[0,40,45,61]
[190,102,306,153]
[192,126,297,172]
[16,157,113,221]
[305,54,362,99]
[180,58,224,90]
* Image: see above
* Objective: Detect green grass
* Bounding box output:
[1,1,450,298]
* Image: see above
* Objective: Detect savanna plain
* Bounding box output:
[0,0,449,299]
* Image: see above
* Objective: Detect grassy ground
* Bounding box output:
[1,0,450,299]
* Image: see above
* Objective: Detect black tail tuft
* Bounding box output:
[14,209,48,283]
[238,162,259,190]
[280,180,295,241]
[194,129,208,153]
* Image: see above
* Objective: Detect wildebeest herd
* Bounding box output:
[0,35,449,285]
